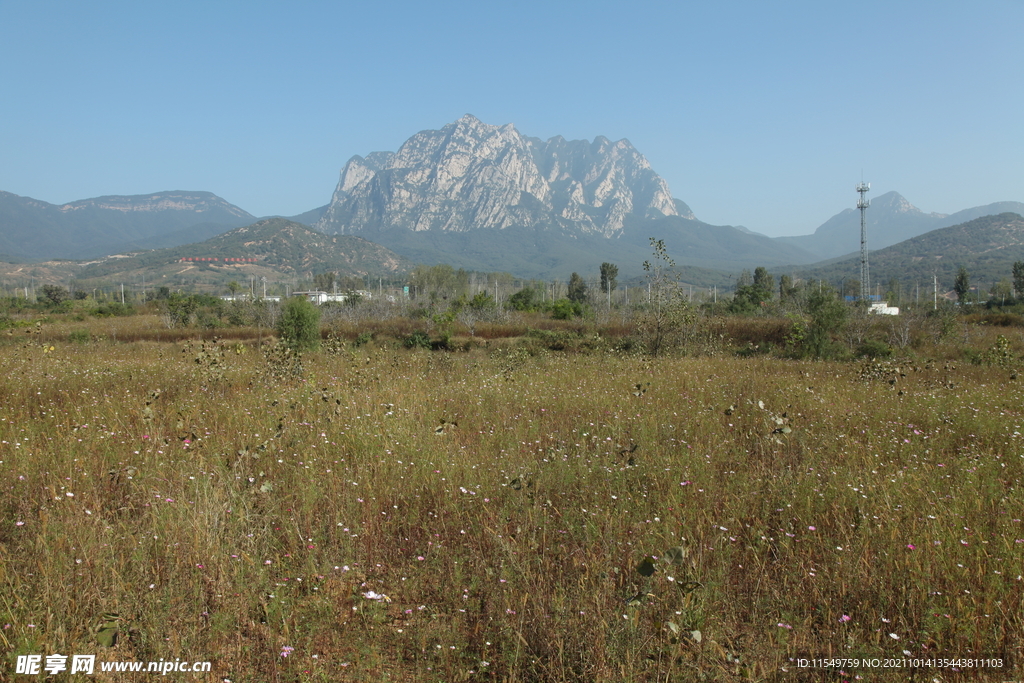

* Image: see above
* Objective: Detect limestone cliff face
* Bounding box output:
[316,115,685,238]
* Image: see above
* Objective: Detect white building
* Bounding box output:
[869,302,899,316]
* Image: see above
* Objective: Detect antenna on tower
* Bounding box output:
[856,182,870,301]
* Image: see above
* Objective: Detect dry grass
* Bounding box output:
[0,314,1022,681]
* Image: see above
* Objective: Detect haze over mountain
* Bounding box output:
[778,191,1024,260]
[0,190,256,261]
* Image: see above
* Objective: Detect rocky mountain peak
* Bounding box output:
[871,191,922,216]
[315,116,683,239]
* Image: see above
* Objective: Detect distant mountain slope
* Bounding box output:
[791,213,1024,289]
[286,204,329,226]
[0,190,255,260]
[75,218,410,285]
[777,191,1024,260]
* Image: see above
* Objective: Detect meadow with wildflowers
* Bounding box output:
[0,311,1022,682]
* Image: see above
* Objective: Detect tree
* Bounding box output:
[409,264,467,303]
[550,299,583,319]
[991,278,1013,303]
[779,275,799,303]
[954,266,970,303]
[1012,261,1024,298]
[885,277,901,305]
[41,284,70,306]
[803,284,847,359]
[729,266,773,314]
[507,287,539,312]
[277,296,321,351]
[227,281,241,297]
[599,262,618,294]
[166,293,199,327]
[314,272,336,292]
[753,267,774,297]
[637,238,694,356]
[567,273,588,304]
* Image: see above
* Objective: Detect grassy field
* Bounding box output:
[1,312,1022,681]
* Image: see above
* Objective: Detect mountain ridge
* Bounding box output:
[778,191,1024,260]
[316,114,680,239]
[789,212,1024,289]
[0,190,256,261]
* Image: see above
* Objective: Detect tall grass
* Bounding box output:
[0,324,1021,681]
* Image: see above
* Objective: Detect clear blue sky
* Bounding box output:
[1,0,1021,237]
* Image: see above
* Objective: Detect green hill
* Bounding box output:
[786,213,1024,292]
[66,218,411,291]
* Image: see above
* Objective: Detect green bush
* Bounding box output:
[277,297,321,352]
[802,286,847,359]
[404,331,432,349]
[68,329,91,344]
[550,299,583,320]
[507,288,539,312]
[855,339,892,359]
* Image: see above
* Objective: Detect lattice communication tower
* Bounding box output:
[857,182,870,300]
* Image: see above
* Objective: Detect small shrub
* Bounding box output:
[855,339,892,359]
[550,299,583,320]
[277,297,321,352]
[984,334,1018,367]
[68,329,91,344]
[404,331,432,349]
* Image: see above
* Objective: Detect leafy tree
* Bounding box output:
[991,278,1013,302]
[567,273,588,304]
[599,262,618,294]
[314,272,336,292]
[507,287,539,312]
[954,267,970,303]
[166,293,200,327]
[753,267,774,296]
[1013,261,1024,298]
[729,266,773,314]
[41,284,70,306]
[227,281,241,296]
[550,298,583,320]
[803,284,847,359]
[779,275,800,303]
[468,291,495,310]
[277,296,321,351]
[409,264,468,303]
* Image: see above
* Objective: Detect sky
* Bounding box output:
[1,0,1022,237]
